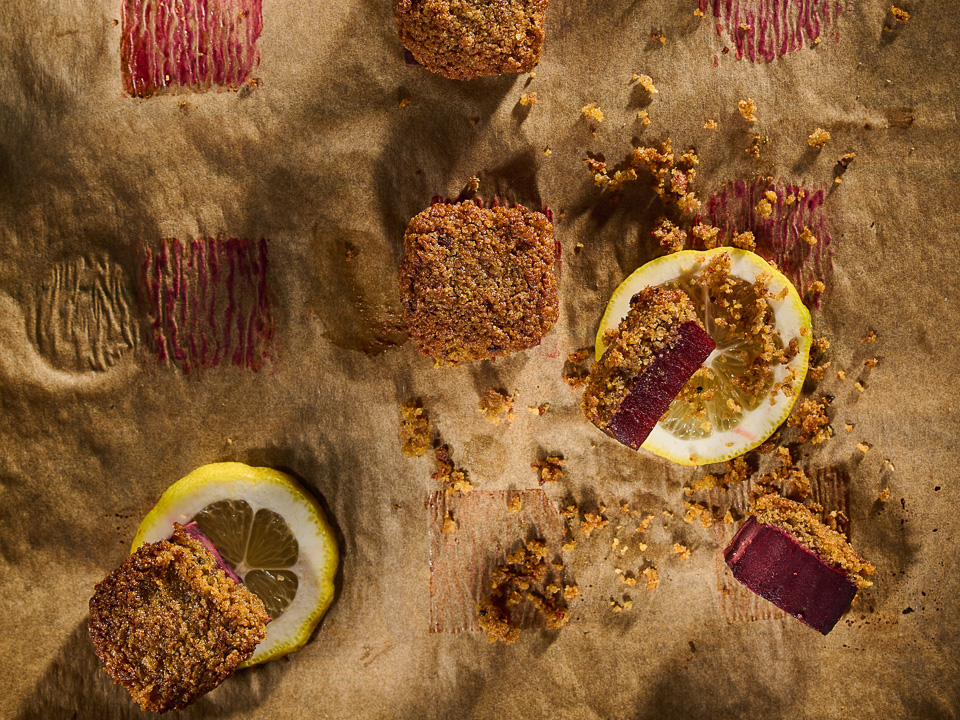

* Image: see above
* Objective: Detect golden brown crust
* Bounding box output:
[582,287,699,428]
[88,524,268,713]
[399,201,558,364]
[395,0,547,80]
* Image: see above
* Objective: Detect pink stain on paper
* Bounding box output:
[138,237,275,374]
[121,0,263,98]
[698,179,833,305]
[698,0,848,63]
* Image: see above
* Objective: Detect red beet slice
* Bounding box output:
[724,517,858,634]
[605,320,715,449]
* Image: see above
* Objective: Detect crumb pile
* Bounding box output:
[583,287,700,428]
[477,539,571,644]
[88,524,268,713]
[432,445,473,495]
[399,402,431,457]
[479,389,517,424]
[751,494,875,587]
[395,0,546,80]
[400,201,558,364]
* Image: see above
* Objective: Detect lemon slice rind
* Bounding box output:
[133,462,338,667]
[596,248,812,466]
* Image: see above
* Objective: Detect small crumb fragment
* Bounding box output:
[544,148,552,156]
[564,585,579,601]
[399,402,431,457]
[855,381,865,392]
[746,135,761,158]
[684,502,714,529]
[755,198,773,218]
[891,6,910,21]
[694,7,705,16]
[432,445,473,495]
[787,398,833,444]
[532,456,564,485]
[808,128,831,149]
[800,227,817,246]
[581,512,609,537]
[507,495,522,514]
[838,370,847,380]
[637,110,650,125]
[704,119,718,129]
[732,230,756,251]
[581,103,604,122]
[692,223,721,249]
[442,512,457,534]
[519,92,538,106]
[878,487,891,502]
[809,281,826,295]
[653,219,687,254]
[839,152,857,168]
[857,442,871,453]
[642,566,660,590]
[844,423,853,432]
[399,97,412,109]
[651,30,666,43]
[528,403,551,416]
[672,543,691,560]
[865,358,878,368]
[479,389,516,425]
[638,74,659,94]
[738,99,757,121]
[862,330,877,343]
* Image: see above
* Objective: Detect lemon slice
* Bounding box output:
[596,248,812,465]
[133,462,338,667]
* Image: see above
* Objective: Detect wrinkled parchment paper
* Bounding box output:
[2,0,959,717]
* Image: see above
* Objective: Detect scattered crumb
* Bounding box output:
[878,487,891,502]
[672,543,691,560]
[746,135,762,158]
[637,110,651,125]
[845,423,853,432]
[809,281,826,295]
[638,74,659,94]
[564,585,579,601]
[694,7,705,16]
[732,230,756,251]
[862,330,877,343]
[692,223,721,249]
[738,99,757,122]
[891,6,910,21]
[755,198,773,218]
[683,502,714,529]
[479,389,516,425]
[399,403,431,457]
[857,442,871,453]
[800,227,817,246]
[642,566,660,590]
[855,381,865,392]
[399,97,412,109]
[813,336,830,352]
[581,512,609,538]
[839,152,857,168]
[519,92,538,106]
[787,398,833,444]
[808,128,831,149]
[432,445,473,495]
[581,103,604,122]
[653,219,687,254]
[651,30,666,43]
[507,495,522,514]
[532,456,564,485]
[704,119,718,129]
[865,358,878,368]
[837,370,847,380]
[528,403,551,416]
[544,148,552,156]
[442,512,457,534]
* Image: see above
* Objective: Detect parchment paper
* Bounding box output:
[1,0,959,717]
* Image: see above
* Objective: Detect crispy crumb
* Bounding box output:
[581,103,604,122]
[642,566,660,590]
[479,389,517,425]
[787,398,833,444]
[637,110,651,125]
[651,30,666,43]
[738,99,757,121]
[857,442,871,453]
[845,423,853,432]
[800,227,817,246]
[891,5,910,21]
[878,487,891,502]
[432,445,473,495]
[865,358,878,368]
[519,92,538,105]
[732,230,756,251]
[683,502,714,529]
[581,512,609,537]
[528,403,550,416]
[399,403,431,457]
[532,456,564,485]
[808,128,831,149]
[755,198,773,218]
[672,543,691,560]
[839,152,857,168]
[507,495,522,513]
[638,74,658,93]
[855,381,865,392]
[746,135,762,158]
[564,585,579,600]
[862,330,877,343]
[691,223,721,249]
[653,219,687,254]
[813,336,830,352]
[704,119,718,129]
[399,97,412,108]
[442,512,457,534]
[809,281,826,295]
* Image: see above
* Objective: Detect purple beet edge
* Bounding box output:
[606,320,715,449]
[724,517,858,634]
[178,522,243,585]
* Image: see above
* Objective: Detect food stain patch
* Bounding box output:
[700,179,832,303]
[28,254,139,372]
[138,237,274,374]
[711,467,849,624]
[120,0,263,98]
[427,489,564,633]
[698,0,849,63]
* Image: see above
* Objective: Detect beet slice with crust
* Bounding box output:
[724,517,858,634]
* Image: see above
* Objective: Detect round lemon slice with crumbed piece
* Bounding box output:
[596,248,812,466]
[133,462,338,667]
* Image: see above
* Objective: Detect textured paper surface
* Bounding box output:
[1,0,959,717]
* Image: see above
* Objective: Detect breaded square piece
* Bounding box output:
[88,524,268,713]
[400,201,558,364]
[395,0,547,80]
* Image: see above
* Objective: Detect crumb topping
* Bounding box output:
[399,402,431,457]
[808,128,831,149]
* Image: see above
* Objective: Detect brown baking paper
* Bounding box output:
[2,0,959,717]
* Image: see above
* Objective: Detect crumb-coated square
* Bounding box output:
[395,0,547,81]
[399,201,558,364]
